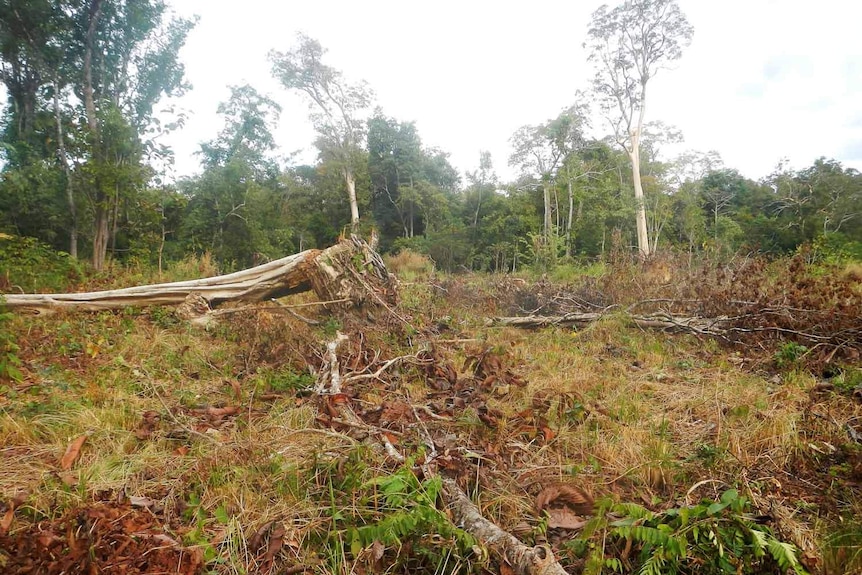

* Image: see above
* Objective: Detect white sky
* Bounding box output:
[158,0,862,184]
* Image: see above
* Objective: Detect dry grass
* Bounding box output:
[1,272,860,574]
[385,249,435,281]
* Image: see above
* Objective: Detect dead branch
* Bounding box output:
[488,312,853,347]
[441,477,568,575]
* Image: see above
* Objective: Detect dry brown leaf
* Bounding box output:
[0,507,14,534]
[545,507,588,530]
[57,471,77,486]
[227,379,242,401]
[370,540,385,562]
[60,433,89,470]
[134,410,160,440]
[500,562,516,575]
[130,496,156,509]
[260,523,286,573]
[206,405,240,417]
[535,483,594,516]
[173,445,190,456]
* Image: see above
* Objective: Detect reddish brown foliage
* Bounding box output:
[0,502,202,574]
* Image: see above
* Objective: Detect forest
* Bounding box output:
[0,1,861,575]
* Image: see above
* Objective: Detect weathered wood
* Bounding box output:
[3,236,396,315]
[441,478,568,575]
[489,312,727,335]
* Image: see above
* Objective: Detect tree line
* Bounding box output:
[1,0,860,275]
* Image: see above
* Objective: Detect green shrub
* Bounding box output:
[0,298,22,382]
[0,234,82,293]
[576,489,807,575]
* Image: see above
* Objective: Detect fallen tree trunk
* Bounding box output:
[3,235,396,315]
[489,312,729,335]
[441,478,568,575]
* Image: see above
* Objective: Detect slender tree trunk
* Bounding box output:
[53,78,77,259]
[92,207,110,271]
[344,167,360,229]
[629,133,650,259]
[565,178,574,258]
[84,0,106,269]
[110,184,120,259]
[543,182,552,240]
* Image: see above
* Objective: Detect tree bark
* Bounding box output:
[565,178,574,258]
[629,133,650,259]
[84,0,107,270]
[344,167,360,229]
[441,478,568,575]
[3,236,396,315]
[53,78,77,259]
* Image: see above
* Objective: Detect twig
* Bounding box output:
[145,379,218,444]
[342,354,425,384]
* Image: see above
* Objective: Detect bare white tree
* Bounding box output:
[270,35,373,229]
[585,0,693,257]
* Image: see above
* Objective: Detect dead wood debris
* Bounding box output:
[3,235,396,319]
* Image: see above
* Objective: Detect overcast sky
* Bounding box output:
[159,0,862,184]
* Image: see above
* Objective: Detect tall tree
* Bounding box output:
[183,85,286,267]
[585,0,693,257]
[269,35,373,229]
[0,0,195,269]
[508,105,588,244]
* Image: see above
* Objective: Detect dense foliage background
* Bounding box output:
[0,0,860,279]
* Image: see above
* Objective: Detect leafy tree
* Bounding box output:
[270,34,374,229]
[586,0,693,257]
[181,85,287,268]
[0,0,195,269]
[508,104,589,248]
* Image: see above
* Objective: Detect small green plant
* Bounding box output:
[0,298,22,382]
[577,489,808,575]
[322,316,342,337]
[346,465,475,556]
[311,450,476,571]
[774,342,809,368]
[148,306,178,329]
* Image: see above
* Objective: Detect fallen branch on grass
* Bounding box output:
[309,332,569,575]
[489,312,728,335]
[489,312,855,348]
[441,477,568,575]
[3,235,396,318]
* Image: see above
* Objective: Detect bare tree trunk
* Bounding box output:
[344,167,360,229]
[629,132,650,259]
[543,182,552,240]
[53,78,77,259]
[84,0,106,270]
[92,207,110,271]
[565,178,574,258]
[110,184,120,259]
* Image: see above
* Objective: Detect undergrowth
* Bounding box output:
[0,248,859,574]
[576,489,806,575]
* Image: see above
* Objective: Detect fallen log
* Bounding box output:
[441,478,568,575]
[489,313,853,349]
[3,235,396,315]
[489,312,729,335]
